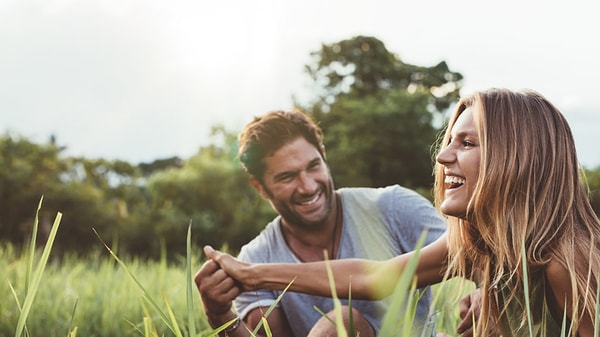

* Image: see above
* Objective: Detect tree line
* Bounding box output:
[1,36,598,259]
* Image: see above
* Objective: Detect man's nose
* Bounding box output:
[296,172,318,193]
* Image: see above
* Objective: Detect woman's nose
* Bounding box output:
[436,146,454,165]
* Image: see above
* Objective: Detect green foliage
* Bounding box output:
[305,36,462,109]
[11,198,62,337]
[1,36,599,258]
[0,134,66,243]
[146,127,274,256]
[584,167,600,215]
[0,128,275,257]
[2,238,471,337]
[5,200,599,337]
[318,89,438,189]
[0,133,149,254]
[377,233,428,336]
[301,36,463,190]
[1,241,209,337]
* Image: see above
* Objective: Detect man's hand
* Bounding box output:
[202,245,257,292]
[199,246,296,336]
[194,257,241,327]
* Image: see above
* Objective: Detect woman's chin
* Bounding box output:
[440,202,467,218]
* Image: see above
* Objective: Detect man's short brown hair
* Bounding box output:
[238,110,325,181]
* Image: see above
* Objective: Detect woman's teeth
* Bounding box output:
[445,176,465,188]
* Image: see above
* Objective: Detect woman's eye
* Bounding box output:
[463,141,475,147]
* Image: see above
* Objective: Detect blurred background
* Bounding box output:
[1,0,599,258]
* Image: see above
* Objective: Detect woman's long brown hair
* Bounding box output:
[434,88,600,336]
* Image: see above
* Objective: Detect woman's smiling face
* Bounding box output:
[436,107,481,218]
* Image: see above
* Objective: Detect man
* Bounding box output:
[195,110,446,337]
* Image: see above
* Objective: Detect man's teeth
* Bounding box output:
[300,194,319,205]
[445,176,465,186]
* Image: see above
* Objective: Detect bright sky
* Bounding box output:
[1,0,599,168]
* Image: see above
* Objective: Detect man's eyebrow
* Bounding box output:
[308,157,322,166]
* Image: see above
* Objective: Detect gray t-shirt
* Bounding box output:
[235,185,446,337]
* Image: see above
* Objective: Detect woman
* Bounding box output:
[199,88,600,336]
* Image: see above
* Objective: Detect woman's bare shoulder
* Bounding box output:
[545,258,570,294]
[545,258,566,274]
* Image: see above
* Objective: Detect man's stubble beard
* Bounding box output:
[268,178,336,231]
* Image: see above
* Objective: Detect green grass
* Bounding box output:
[2,242,210,337]
[321,232,476,337]
[0,201,468,337]
[1,245,473,337]
[14,200,598,337]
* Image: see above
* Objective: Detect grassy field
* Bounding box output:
[1,206,471,337]
[0,245,474,337]
[2,243,474,337]
[1,243,212,337]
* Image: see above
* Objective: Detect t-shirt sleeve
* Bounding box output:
[234,289,277,321]
[385,185,446,252]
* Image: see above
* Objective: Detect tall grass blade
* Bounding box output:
[594,278,599,337]
[162,292,183,337]
[139,297,161,337]
[312,259,354,334]
[206,317,242,337]
[521,236,534,337]
[323,251,348,337]
[93,229,177,335]
[67,298,79,337]
[251,279,295,335]
[67,326,78,337]
[8,281,30,337]
[560,305,568,337]
[124,318,145,336]
[313,306,335,325]
[143,316,155,337]
[261,317,273,337]
[15,211,62,337]
[8,281,22,312]
[25,196,44,294]
[348,283,354,335]
[427,253,469,335]
[398,283,423,336]
[186,222,197,337]
[378,231,427,337]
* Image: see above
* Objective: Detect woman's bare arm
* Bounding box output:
[202,234,449,300]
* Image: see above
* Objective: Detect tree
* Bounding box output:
[585,166,600,215]
[145,126,274,256]
[301,36,463,191]
[0,134,67,243]
[0,133,152,254]
[321,90,438,190]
